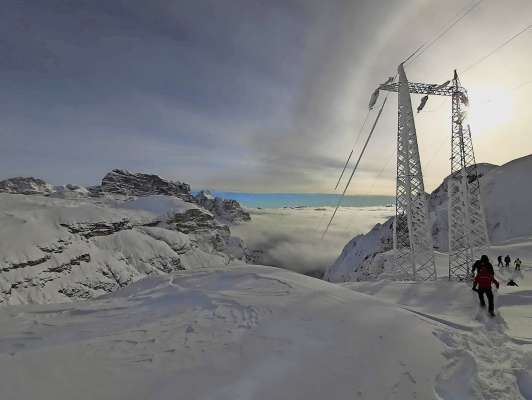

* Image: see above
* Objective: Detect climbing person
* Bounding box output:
[472,263,499,317]
[497,255,503,268]
[505,254,511,268]
[472,254,494,276]
[515,258,522,271]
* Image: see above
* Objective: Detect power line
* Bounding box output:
[407,0,485,66]
[351,110,372,158]
[366,148,395,195]
[334,150,353,190]
[323,96,389,238]
[463,23,532,74]
[418,24,531,115]
[512,78,532,91]
[333,109,372,190]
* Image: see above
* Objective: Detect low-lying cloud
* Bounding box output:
[232,206,393,275]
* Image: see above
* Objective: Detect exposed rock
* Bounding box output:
[195,190,251,223]
[167,208,230,235]
[0,170,253,305]
[0,177,53,195]
[60,220,133,239]
[58,286,93,300]
[100,169,192,199]
[47,254,91,273]
[1,255,52,272]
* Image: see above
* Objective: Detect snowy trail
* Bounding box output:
[403,304,532,399]
[345,268,532,400]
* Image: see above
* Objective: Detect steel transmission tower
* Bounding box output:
[379,67,489,280]
[386,64,436,280]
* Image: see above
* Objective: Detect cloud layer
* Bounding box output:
[232,206,393,274]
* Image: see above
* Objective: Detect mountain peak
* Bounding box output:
[0,177,53,195]
[100,169,191,198]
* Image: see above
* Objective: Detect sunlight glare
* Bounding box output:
[466,88,514,134]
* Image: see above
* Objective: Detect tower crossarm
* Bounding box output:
[379,82,458,97]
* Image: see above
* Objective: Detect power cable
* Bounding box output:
[334,109,372,190]
[407,0,485,66]
[462,23,532,74]
[322,96,389,238]
[418,23,531,115]
[366,148,396,195]
[334,150,353,190]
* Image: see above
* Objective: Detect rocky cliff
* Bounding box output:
[195,190,251,223]
[98,169,192,199]
[0,171,252,305]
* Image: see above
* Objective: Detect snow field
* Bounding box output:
[0,265,451,400]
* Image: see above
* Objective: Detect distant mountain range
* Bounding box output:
[0,169,250,305]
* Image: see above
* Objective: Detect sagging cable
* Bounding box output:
[322,96,389,238]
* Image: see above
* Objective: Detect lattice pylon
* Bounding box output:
[394,63,437,281]
[448,79,489,280]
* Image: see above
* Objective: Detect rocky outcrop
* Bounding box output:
[60,220,132,239]
[195,190,251,223]
[168,209,227,235]
[166,208,238,254]
[0,177,53,195]
[100,169,192,199]
[0,169,254,305]
[0,190,250,305]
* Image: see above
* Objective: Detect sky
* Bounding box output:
[0,0,531,194]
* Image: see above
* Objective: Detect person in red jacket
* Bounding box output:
[473,263,500,317]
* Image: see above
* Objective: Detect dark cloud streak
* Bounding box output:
[0,0,415,191]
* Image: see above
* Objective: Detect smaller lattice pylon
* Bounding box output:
[448,71,489,280]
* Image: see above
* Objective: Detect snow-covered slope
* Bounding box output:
[340,237,532,400]
[3,262,530,399]
[482,156,532,242]
[0,265,452,400]
[0,172,251,305]
[325,154,532,282]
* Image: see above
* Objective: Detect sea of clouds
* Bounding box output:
[232,206,394,275]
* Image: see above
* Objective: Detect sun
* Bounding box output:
[465,87,514,134]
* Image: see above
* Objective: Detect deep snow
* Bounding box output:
[0,265,447,400]
[2,255,532,399]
